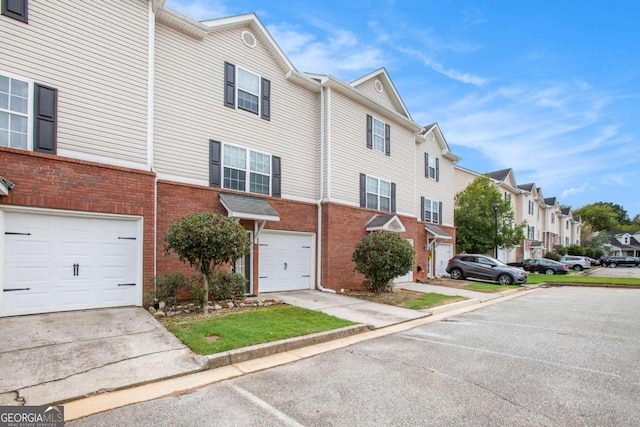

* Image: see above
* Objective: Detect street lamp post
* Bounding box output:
[492,203,499,259]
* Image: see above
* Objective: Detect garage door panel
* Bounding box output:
[2,211,140,317]
[258,233,313,293]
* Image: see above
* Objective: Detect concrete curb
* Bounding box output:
[206,324,371,369]
[424,298,481,315]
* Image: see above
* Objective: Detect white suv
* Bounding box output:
[559,255,591,271]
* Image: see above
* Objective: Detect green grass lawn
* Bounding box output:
[167,305,356,355]
[525,274,640,286]
[403,293,465,309]
[462,283,521,292]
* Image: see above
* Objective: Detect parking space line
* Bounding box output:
[229,384,305,427]
[399,335,622,378]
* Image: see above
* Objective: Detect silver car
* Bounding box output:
[446,254,528,285]
[559,255,591,271]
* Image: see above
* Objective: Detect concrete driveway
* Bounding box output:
[0,307,207,406]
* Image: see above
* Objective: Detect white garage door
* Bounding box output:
[1,210,140,317]
[435,243,452,278]
[258,232,313,293]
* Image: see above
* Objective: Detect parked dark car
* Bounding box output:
[586,257,601,266]
[446,254,528,285]
[601,256,640,267]
[521,258,569,275]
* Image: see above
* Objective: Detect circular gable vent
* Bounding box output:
[374,80,383,93]
[241,31,257,48]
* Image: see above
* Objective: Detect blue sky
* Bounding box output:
[166,0,640,217]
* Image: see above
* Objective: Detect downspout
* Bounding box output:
[148,1,157,294]
[316,85,335,293]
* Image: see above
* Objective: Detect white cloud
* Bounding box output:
[560,183,589,199]
[398,47,488,86]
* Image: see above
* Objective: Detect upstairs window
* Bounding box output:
[424,153,440,181]
[359,174,396,212]
[528,200,535,215]
[421,197,442,224]
[224,62,271,120]
[237,68,260,114]
[0,72,57,154]
[209,140,281,197]
[366,115,390,156]
[0,75,28,149]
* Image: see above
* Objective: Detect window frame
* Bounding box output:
[371,116,386,154]
[0,71,33,151]
[423,198,441,224]
[236,66,261,115]
[365,175,392,212]
[222,142,273,196]
[1,0,28,23]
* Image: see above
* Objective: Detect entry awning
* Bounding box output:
[365,214,406,232]
[219,192,280,222]
[530,240,544,248]
[424,224,452,240]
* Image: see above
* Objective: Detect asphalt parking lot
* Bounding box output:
[589,264,640,278]
[70,286,640,426]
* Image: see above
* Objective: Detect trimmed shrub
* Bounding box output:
[544,252,561,261]
[210,271,247,300]
[352,231,415,294]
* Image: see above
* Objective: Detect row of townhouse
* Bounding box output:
[0,0,459,317]
[454,167,581,263]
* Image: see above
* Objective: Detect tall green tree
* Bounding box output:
[454,175,525,255]
[574,202,632,232]
[164,212,250,313]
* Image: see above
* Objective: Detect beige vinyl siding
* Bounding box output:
[153,24,318,199]
[328,90,414,215]
[353,79,406,117]
[417,143,456,225]
[0,0,149,164]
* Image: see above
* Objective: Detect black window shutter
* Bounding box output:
[261,78,271,121]
[385,124,391,156]
[2,0,28,23]
[391,183,396,213]
[224,62,236,108]
[209,140,221,187]
[420,197,425,222]
[439,202,443,224]
[435,157,440,182]
[272,155,281,197]
[424,153,429,177]
[359,173,366,207]
[366,115,372,149]
[33,84,57,154]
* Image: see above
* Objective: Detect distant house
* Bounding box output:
[601,231,640,256]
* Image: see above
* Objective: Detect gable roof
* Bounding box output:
[544,197,557,206]
[155,10,320,92]
[487,168,511,182]
[350,68,411,120]
[420,123,460,162]
[518,183,536,193]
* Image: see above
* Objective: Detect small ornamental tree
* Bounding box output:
[164,212,250,313]
[352,231,415,294]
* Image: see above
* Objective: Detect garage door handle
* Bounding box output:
[118,283,136,287]
[4,288,31,292]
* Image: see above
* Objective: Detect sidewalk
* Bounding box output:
[64,284,538,421]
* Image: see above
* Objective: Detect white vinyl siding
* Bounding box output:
[420,146,455,225]
[352,78,407,117]
[153,25,318,200]
[0,1,149,164]
[328,90,414,214]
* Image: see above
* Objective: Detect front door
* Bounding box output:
[233,253,252,295]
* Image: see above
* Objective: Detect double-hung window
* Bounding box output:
[421,198,442,224]
[224,62,271,120]
[237,68,260,114]
[0,75,29,149]
[0,72,57,154]
[366,115,390,155]
[424,153,439,181]
[222,144,271,196]
[366,176,391,212]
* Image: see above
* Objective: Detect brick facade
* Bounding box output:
[0,147,156,294]
[321,202,455,291]
[156,180,317,294]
